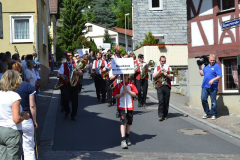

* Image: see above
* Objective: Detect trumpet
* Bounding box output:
[140,60,155,79]
[153,68,178,88]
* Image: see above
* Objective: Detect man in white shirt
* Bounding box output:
[153,55,173,121]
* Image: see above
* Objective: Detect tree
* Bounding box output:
[142,31,157,45]
[103,29,111,43]
[73,36,91,50]
[115,0,132,29]
[90,38,97,53]
[91,0,117,28]
[57,0,86,52]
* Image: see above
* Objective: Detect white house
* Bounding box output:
[84,22,133,51]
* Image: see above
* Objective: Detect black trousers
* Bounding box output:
[62,83,79,117]
[157,85,171,118]
[136,79,148,104]
[60,87,64,107]
[79,75,83,93]
[94,75,106,101]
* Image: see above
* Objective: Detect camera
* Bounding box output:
[195,55,209,66]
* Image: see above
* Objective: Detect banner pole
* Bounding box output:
[123,74,127,113]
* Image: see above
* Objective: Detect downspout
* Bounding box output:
[35,0,39,61]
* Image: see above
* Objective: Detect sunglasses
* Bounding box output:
[67,55,72,57]
[161,61,166,62]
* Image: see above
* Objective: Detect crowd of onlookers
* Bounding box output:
[0,51,53,159]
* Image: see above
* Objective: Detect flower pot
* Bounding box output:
[158,44,165,48]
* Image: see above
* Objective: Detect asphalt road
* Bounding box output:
[52,74,240,154]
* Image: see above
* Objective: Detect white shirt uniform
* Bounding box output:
[153,64,173,85]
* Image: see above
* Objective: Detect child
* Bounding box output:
[112,74,138,149]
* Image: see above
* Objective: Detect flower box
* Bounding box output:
[158,44,165,48]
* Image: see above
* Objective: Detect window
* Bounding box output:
[42,22,46,45]
[9,15,34,43]
[111,38,116,43]
[221,58,239,93]
[221,0,235,11]
[148,0,163,10]
[153,34,164,44]
[88,26,92,32]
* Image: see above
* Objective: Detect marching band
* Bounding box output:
[56,49,177,148]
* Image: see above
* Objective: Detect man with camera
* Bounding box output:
[198,54,222,120]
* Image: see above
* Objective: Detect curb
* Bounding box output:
[147,91,240,141]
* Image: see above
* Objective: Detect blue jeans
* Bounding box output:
[201,87,218,116]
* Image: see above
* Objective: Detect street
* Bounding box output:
[38,73,240,160]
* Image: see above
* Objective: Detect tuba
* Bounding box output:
[140,60,155,79]
[70,59,87,87]
[153,68,178,88]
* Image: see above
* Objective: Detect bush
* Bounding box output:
[142,31,156,45]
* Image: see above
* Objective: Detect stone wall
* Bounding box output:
[132,0,187,49]
[149,68,188,96]
[171,69,188,96]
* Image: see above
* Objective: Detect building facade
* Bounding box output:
[0,0,50,88]
[84,22,133,51]
[188,0,240,114]
[132,0,187,48]
[132,0,188,95]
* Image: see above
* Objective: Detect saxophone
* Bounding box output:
[153,68,178,88]
[140,60,155,79]
[70,59,87,87]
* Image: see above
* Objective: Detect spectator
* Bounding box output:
[2,53,11,66]
[0,62,8,80]
[32,52,37,64]
[25,60,37,88]
[11,62,23,76]
[0,52,5,62]
[21,55,26,61]
[34,62,41,96]
[12,54,20,62]
[0,70,30,160]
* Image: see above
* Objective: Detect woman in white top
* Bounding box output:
[25,60,37,87]
[0,70,30,160]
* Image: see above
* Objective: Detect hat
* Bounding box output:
[138,54,144,58]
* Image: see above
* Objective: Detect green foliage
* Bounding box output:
[48,33,53,52]
[158,41,165,44]
[57,0,86,52]
[91,0,117,28]
[142,31,157,45]
[73,36,91,50]
[119,45,125,56]
[134,45,139,50]
[103,29,111,43]
[110,43,116,54]
[56,45,65,62]
[90,38,98,53]
[115,0,132,29]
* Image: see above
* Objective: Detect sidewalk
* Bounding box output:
[147,86,240,140]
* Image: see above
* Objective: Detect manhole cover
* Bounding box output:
[39,140,54,146]
[178,128,210,136]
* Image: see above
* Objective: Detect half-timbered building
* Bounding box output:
[188,0,240,114]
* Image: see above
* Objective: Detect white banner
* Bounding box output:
[103,43,111,49]
[77,49,89,58]
[112,58,134,75]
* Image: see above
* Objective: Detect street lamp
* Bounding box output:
[125,13,129,52]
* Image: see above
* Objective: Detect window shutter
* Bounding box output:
[0,2,3,39]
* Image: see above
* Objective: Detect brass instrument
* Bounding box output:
[54,79,64,90]
[140,60,155,79]
[103,71,109,80]
[153,68,178,88]
[70,59,87,87]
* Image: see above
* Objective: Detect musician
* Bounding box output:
[87,51,95,78]
[135,54,151,107]
[57,51,83,121]
[153,55,173,121]
[114,50,122,58]
[102,55,115,107]
[92,53,107,102]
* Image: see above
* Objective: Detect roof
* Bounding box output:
[112,27,133,36]
[49,0,58,14]
[85,22,133,37]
